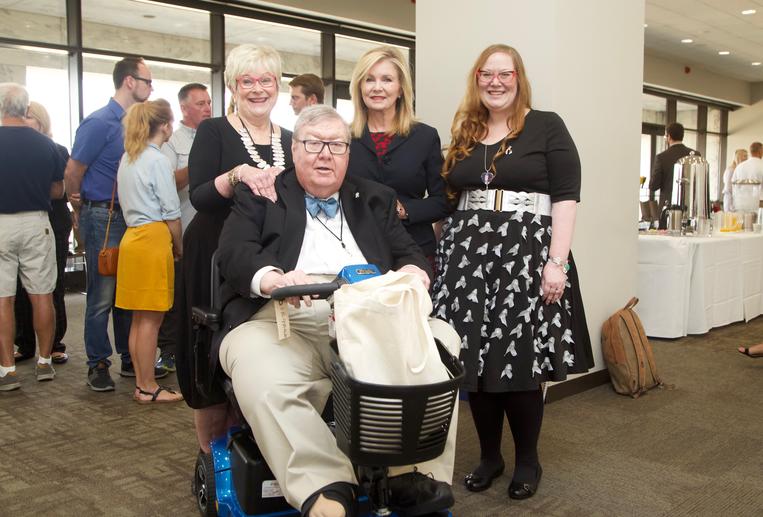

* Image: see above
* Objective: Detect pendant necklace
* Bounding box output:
[311,200,346,250]
[482,142,496,190]
[237,115,286,169]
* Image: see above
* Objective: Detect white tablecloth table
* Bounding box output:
[636,232,763,338]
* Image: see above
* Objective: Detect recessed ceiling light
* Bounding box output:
[753,62,762,66]
[719,51,731,55]
[742,9,756,15]
[644,23,648,28]
[681,38,693,43]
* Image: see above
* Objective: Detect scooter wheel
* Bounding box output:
[193,450,217,517]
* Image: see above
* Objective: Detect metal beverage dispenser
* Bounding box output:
[671,152,711,235]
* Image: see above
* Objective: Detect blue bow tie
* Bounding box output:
[305,195,339,218]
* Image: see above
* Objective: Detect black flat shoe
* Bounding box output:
[464,461,505,492]
[738,347,763,358]
[508,464,542,500]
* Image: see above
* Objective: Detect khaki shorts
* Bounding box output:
[0,211,57,296]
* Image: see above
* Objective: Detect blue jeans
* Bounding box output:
[79,205,132,369]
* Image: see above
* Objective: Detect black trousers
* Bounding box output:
[157,257,183,357]
[15,211,71,357]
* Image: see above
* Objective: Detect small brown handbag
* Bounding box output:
[97,180,119,276]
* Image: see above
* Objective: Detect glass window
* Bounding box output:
[642,93,666,125]
[82,0,210,62]
[82,54,211,129]
[706,134,721,202]
[708,107,722,133]
[225,15,321,76]
[336,98,354,123]
[676,101,698,130]
[682,130,697,150]
[0,0,66,45]
[335,35,410,81]
[0,46,71,147]
[640,134,651,203]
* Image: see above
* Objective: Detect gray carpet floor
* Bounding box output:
[1,293,762,516]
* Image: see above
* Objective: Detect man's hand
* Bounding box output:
[69,193,81,229]
[260,270,316,308]
[398,264,430,291]
[240,165,284,202]
[65,158,88,230]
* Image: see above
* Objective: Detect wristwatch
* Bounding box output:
[549,256,570,273]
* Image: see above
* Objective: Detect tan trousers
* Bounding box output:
[219,298,460,510]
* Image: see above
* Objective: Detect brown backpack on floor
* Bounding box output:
[601,297,664,398]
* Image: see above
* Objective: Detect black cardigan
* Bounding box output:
[347,122,449,256]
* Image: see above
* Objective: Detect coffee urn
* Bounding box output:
[670,152,711,235]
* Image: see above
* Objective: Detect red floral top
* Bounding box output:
[370,132,393,159]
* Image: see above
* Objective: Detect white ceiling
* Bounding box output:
[645,0,763,82]
[6,0,763,84]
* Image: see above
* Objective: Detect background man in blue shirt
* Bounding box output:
[64,57,154,392]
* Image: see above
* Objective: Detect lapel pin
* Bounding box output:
[506,145,513,156]
[355,192,360,198]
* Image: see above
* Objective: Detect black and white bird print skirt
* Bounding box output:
[432,208,593,392]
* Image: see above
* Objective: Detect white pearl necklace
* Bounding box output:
[237,117,286,169]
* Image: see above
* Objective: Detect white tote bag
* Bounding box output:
[333,271,449,386]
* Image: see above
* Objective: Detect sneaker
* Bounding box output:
[35,363,56,381]
[387,469,455,516]
[87,362,116,392]
[155,354,176,372]
[0,371,21,392]
[120,362,169,380]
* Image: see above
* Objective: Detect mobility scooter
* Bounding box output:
[191,261,463,517]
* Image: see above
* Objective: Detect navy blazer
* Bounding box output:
[211,169,431,375]
[347,122,449,256]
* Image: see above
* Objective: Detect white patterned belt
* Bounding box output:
[457,189,552,216]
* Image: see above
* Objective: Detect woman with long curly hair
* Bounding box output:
[431,44,593,500]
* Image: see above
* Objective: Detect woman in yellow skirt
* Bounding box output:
[116,99,183,403]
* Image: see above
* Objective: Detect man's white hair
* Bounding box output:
[293,105,350,142]
[0,82,29,119]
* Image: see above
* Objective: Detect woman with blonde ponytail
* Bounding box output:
[116,98,183,403]
[431,44,593,500]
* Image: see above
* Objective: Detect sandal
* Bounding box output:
[13,351,34,362]
[133,385,184,404]
[738,347,763,358]
[51,352,69,364]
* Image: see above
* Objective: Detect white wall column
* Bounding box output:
[416,0,645,377]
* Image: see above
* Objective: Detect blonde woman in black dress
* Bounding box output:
[432,44,593,500]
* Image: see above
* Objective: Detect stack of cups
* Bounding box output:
[712,212,723,235]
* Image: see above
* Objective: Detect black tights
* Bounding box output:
[468,388,544,482]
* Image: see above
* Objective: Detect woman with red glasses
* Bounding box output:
[431,44,593,501]
[177,44,294,452]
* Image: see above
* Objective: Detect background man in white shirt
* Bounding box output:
[156,83,211,372]
[732,141,763,185]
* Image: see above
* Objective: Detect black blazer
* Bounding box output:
[347,122,448,256]
[649,143,698,208]
[211,168,431,373]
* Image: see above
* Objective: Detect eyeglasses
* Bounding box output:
[476,69,517,84]
[131,75,153,87]
[296,139,349,155]
[237,74,276,90]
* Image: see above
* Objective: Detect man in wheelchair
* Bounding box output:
[214,106,460,517]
